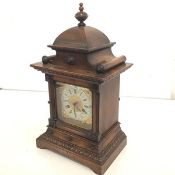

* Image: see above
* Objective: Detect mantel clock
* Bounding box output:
[31,3,132,175]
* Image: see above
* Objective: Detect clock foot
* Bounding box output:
[90,136,126,175]
[36,138,47,149]
[36,124,126,175]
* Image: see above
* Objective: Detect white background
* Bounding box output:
[0,1,175,175]
[0,0,175,175]
[0,0,175,98]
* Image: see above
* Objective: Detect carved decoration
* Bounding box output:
[31,63,132,84]
[38,129,126,164]
[75,3,88,27]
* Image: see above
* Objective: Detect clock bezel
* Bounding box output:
[55,82,93,130]
[49,74,100,141]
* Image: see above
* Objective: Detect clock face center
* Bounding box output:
[68,95,83,112]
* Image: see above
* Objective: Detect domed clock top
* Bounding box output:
[49,3,113,54]
[42,3,130,74]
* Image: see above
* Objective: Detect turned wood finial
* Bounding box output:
[79,2,84,11]
[75,3,88,27]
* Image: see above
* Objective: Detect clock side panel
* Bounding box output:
[99,76,120,135]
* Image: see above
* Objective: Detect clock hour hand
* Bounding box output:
[73,103,77,118]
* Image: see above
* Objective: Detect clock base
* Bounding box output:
[36,124,126,175]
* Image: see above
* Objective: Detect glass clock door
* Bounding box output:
[56,82,92,130]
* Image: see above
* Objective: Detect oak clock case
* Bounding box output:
[30,3,132,175]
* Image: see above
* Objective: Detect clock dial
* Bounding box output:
[56,82,92,130]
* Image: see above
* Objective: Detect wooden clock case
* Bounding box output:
[31,3,132,175]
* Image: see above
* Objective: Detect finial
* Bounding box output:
[75,3,88,27]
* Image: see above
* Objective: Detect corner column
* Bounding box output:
[45,74,57,127]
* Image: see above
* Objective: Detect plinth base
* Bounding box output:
[36,127,126,175]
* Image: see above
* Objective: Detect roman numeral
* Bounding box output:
[80,91,83,96]
[64,93,69,97]
[82,108,87,114]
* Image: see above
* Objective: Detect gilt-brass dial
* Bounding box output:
[56,82,92,130]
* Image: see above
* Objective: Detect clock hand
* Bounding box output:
[76,105,81,112]
[73,104,77,118]
[74,101,82,112]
